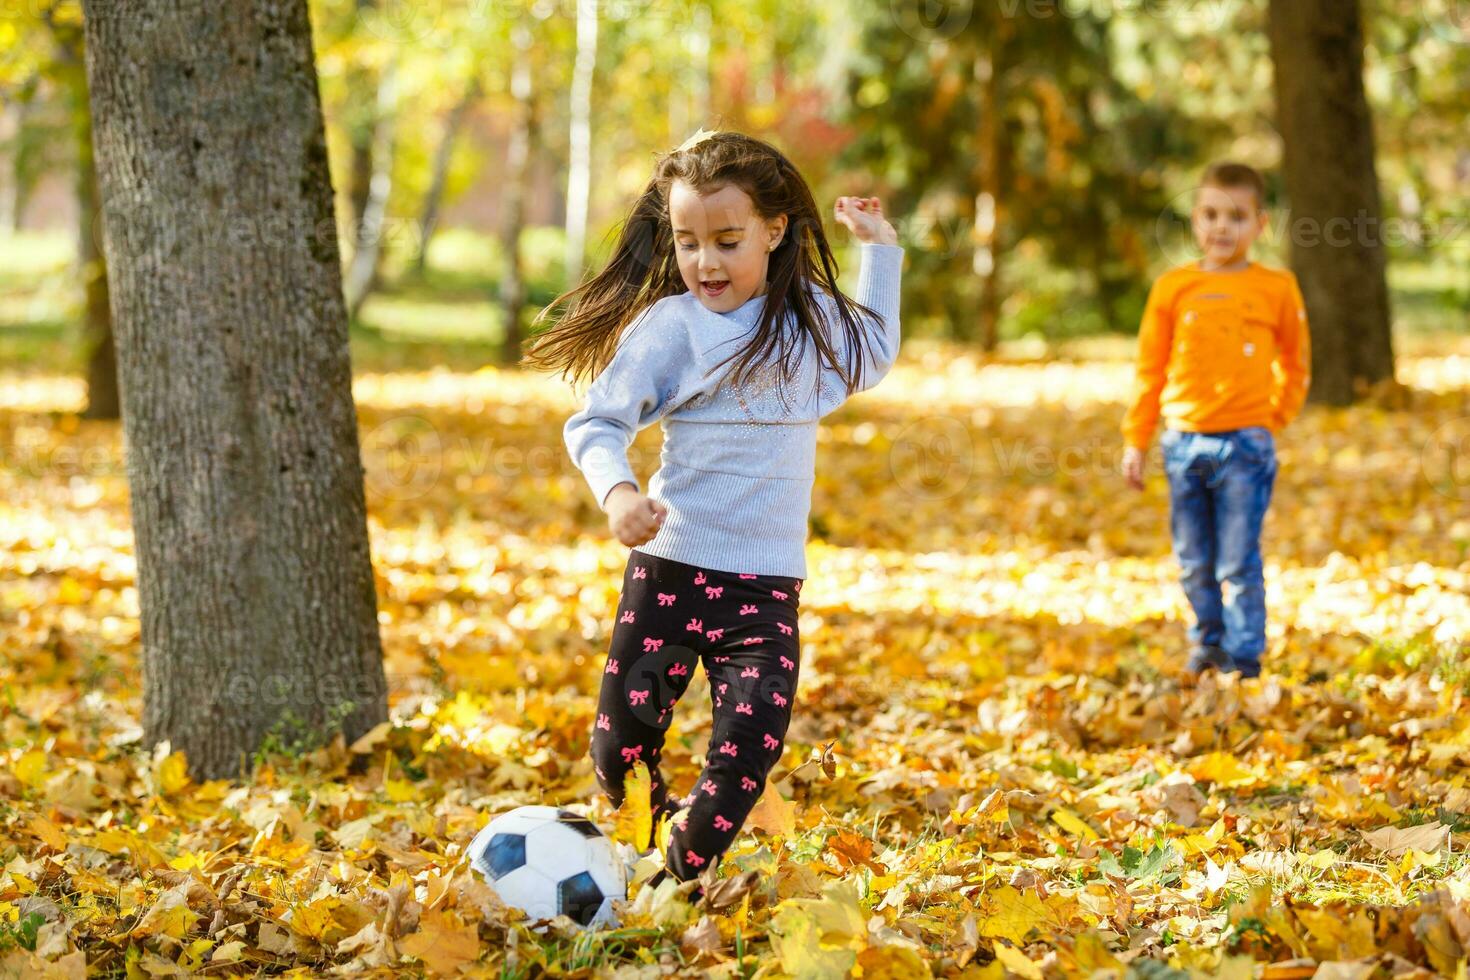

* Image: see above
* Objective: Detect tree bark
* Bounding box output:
[81,0,388,780]
[1268,0,1394,404]
[344,58,398,320]
[77,105,117,421]
[41,7,119,418]
[563,0,598,283]
[0,96,25,233]
[412,76,480,277]
[972,21,1011,353]
[499,27,538,365]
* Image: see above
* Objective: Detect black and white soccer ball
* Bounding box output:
[467,805,626,928]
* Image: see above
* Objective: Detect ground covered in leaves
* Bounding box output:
[2,334,1469,978]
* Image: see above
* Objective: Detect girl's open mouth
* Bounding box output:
[702,280,729,296]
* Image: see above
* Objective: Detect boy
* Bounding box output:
[1121,162,1311,679]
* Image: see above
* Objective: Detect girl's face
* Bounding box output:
[1192,183,1268,269]
[669,180,788,313]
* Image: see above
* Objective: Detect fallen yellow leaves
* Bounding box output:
[612,760,653,849]
[397,909,479,976]
[976,885,1050,946]
[2,341,1470,975]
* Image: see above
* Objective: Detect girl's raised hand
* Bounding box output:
[834,196,899,246]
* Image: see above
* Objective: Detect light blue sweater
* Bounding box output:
[564,242,904,578]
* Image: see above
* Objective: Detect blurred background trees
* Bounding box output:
[3,0,1468,399]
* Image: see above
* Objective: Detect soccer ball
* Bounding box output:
[467,805,626,928]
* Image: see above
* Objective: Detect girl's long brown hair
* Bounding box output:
[522,132,882,404]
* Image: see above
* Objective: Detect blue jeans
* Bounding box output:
[1160,426,1278,665]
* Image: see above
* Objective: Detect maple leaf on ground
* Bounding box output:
[827,830,887,873]
[612,760,652,849]
[1359,821,1449,857]
[399,908,479,976]
[747,785,797,837]
[977,885,1048,946]
[769,880,867,980]
[992,941,1044,979]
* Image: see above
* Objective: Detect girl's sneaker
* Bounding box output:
[645,867,705,905]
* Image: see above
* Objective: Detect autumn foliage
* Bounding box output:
[1,337,1468,976]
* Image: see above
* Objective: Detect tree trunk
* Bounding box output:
[0,97,24,233]
[564,0,598,283]
[77,104,118,421]
[973,23,1010,354]
[42,6,119,419]
[499,27,537,365]
[81,0,388,780]
[345,0,377,233]
[412,76,480,277]
[1268,0,1394,404]
[344,59,398,320]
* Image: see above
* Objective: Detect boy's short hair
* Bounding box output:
[1199,162,1267,211]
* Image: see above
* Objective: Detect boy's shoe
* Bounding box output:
[1231,659,1262,679]
[1184,645,1232,677]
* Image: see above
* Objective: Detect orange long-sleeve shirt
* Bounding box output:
[1122,262,1312,450]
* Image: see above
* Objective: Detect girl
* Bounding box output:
[525,130,903,885]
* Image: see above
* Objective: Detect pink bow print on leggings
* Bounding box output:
[713,815,733,832]
[620,745,643,763]
[628,689,649,706]
[642,637,663,653]
[685,849,706,867]
[657,593,676,606]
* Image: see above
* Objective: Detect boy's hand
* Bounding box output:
[604,483,667,546]
[834,196,899,246]
[1122,446,1147,491]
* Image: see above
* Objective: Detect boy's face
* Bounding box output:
[669,179,787,313]
[1191,183,1268,268]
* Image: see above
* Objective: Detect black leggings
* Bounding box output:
[590,551,802,880]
